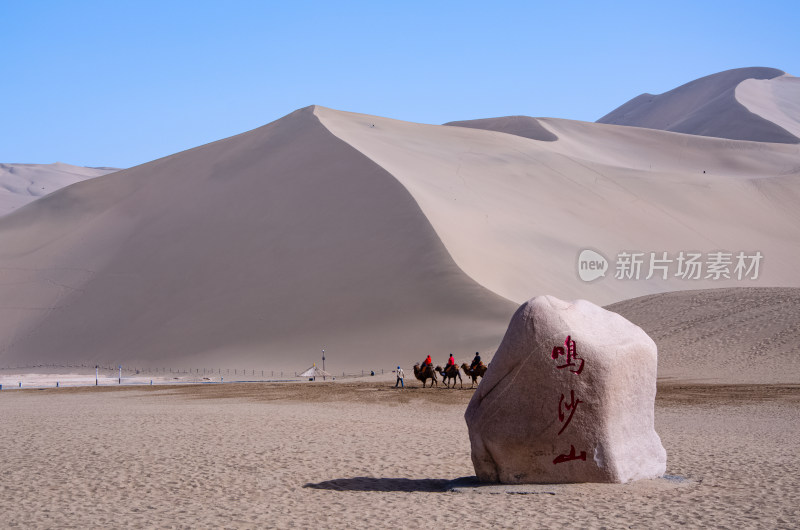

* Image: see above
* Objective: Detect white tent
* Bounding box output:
[299,364,332,380]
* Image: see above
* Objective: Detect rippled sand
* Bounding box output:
[1,380,798,528]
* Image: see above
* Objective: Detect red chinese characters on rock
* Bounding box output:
[551,335,584,374]
[552,445,587,464]
[552,335,588,465]
[557,389,583,435]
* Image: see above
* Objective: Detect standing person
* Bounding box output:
[395,366,405,388]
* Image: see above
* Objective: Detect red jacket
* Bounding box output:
[424,355,432,366]
[447,355,455,366]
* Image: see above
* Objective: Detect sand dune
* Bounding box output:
[597,67,799,143]
[737,74,800,138]
[0,162,117,217]
[607,287,800,384]
[0,107,514,372]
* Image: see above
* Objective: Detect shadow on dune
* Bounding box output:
[303,477,449,492]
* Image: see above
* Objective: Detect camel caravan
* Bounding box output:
[412,352,487,389]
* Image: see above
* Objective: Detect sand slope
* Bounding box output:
[318,106,800,306]
[607,287,800,384]
[0,107,515,371]
[0,162,116,217]
[737,74,800,138]
[597,67,799,143]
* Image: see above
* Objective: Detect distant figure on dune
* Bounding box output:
[395,366,405,388]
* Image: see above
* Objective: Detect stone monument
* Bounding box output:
[465,295,667,483]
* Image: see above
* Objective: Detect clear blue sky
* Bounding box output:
[2,0,798,168]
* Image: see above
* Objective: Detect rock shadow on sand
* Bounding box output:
[303,477,449,492]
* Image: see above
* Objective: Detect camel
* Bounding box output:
[435,365,462,389]
[461,362,487,388]
[413,363,438,387]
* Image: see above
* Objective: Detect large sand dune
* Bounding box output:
[0,107,515,371]
[597,67,799,143]
[0,162,116,217]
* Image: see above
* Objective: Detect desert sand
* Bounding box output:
[0,162,117,217]
[1,375,797,528]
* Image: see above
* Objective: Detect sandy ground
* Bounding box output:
[1,380,798,529]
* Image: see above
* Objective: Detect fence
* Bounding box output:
[0,363,395,389]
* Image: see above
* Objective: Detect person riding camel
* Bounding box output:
[470,352,482,372]
[446,353,456,369]
[422,354,432,368]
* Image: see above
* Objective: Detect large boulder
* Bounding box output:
[465,295,666,483]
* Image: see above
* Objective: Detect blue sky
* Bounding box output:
[2,0,798,168]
